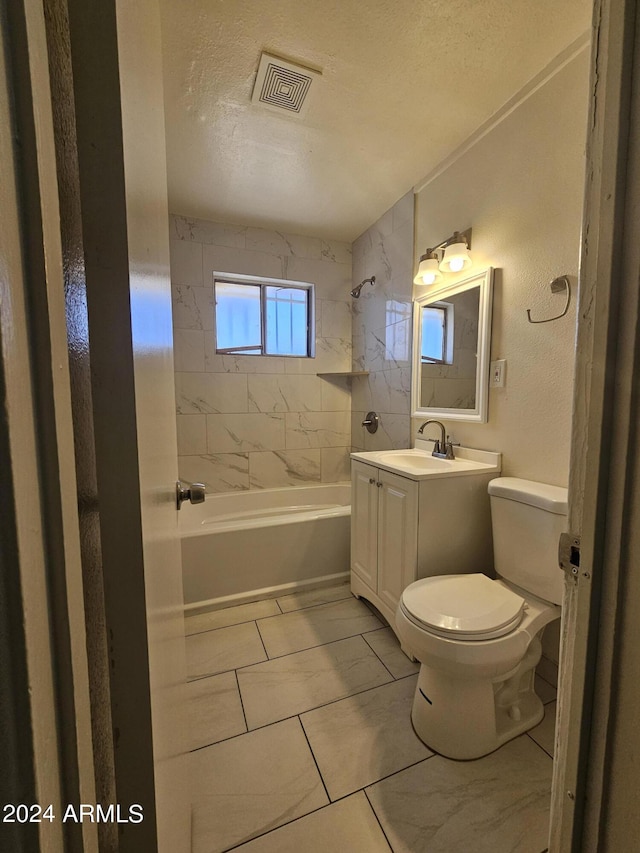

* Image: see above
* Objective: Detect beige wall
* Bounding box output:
[170,216,353,491]
[414,48,590,487]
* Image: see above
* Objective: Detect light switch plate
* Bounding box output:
[490,359,507,388]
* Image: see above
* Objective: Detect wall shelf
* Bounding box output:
[316,371,369,378]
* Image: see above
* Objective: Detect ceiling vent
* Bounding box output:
[251,52,320,118]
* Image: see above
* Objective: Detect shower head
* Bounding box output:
[350,276,376,298]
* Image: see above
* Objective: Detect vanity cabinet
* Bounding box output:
[350,456,497,632]
[351,460,418,617]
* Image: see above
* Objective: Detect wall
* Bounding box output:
[170,216,353,491]
[351,191,414,451]
[414,47,590,488]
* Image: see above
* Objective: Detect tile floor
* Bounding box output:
[185,582,557,853]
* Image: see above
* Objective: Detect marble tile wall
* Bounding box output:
[170,215,353,492]
[351,191,414,451]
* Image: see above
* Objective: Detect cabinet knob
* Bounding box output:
[369,477,376,485]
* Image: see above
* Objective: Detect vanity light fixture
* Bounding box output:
[439,231,473,273]
[413,228,472,285]
[413,250,442,286]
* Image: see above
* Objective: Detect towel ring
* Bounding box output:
[526,275,571,324]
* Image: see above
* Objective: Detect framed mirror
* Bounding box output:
[411,268,494,423]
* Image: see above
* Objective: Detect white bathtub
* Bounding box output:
[180,483,351,613]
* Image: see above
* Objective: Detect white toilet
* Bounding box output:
[395,477,567,760]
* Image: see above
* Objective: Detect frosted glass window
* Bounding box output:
[215,282,262,354]
[215,277,313,357]
[265,287,308,356]
[384,299,411,362]
[421,304,452,364]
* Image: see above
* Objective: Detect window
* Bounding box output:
[214,274,314,357]
[421,302,454,364]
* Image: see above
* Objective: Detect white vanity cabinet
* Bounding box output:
[351,460,418,618]
[350,449,500,631]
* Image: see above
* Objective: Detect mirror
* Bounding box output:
[411,268,494,423]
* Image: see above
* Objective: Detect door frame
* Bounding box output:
[1,0,98,849]
[551,0,640,848]
[2,0,188,849]
[4,0,640,849]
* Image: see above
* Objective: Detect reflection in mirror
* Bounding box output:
[385,300,412,363]
[420,288,479,408]
[411,269,493,423]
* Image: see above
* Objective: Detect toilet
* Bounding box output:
[395,477,567,760]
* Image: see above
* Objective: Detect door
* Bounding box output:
[550,0,640,848]
[351,460,379,590]
[116,3,190,848]
[34,0,190,849]
[377,470,418,615]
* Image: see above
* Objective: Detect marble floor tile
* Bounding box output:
[186,671,246,750]
[301,676,432,800]
[230,792,391,852]
[185,599,281,635]
[238,636,393,729]
[186,621,266,680]
[363,627,420,678]
[535,674,557,705]
[190,718,328,853]
[360,597,390,625]
[366,735,553,853]
[276,582,353,613]
[257,597,382,658]
[528,701,556,757]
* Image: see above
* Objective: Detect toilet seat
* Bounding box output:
[400,574,526,641]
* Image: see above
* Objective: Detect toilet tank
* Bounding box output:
[489,477,568,604]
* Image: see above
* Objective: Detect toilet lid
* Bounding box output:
[401,574,525,640]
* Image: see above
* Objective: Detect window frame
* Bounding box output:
[213,271,315,358]
[420,300,454,365]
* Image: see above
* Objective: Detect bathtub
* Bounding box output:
[180,483,351,613]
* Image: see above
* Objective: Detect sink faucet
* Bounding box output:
[417,420,456,459]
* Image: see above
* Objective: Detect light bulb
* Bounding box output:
[413,253,441,286]
[439,238,472,273]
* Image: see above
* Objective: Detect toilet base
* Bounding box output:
[411,637,545,760]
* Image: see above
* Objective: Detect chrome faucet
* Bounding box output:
[417,420,456,459]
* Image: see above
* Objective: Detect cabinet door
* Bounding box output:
[350,460,379,590]
[377,469,418,614]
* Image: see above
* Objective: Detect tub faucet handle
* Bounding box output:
[362,411,379,434]
[176,480,206,510]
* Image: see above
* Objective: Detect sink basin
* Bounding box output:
[350,445,501,481]
[379,452,453,470]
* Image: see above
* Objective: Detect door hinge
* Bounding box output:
[559,532,582,578]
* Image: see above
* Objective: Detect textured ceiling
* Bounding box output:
[159,0,591,241]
